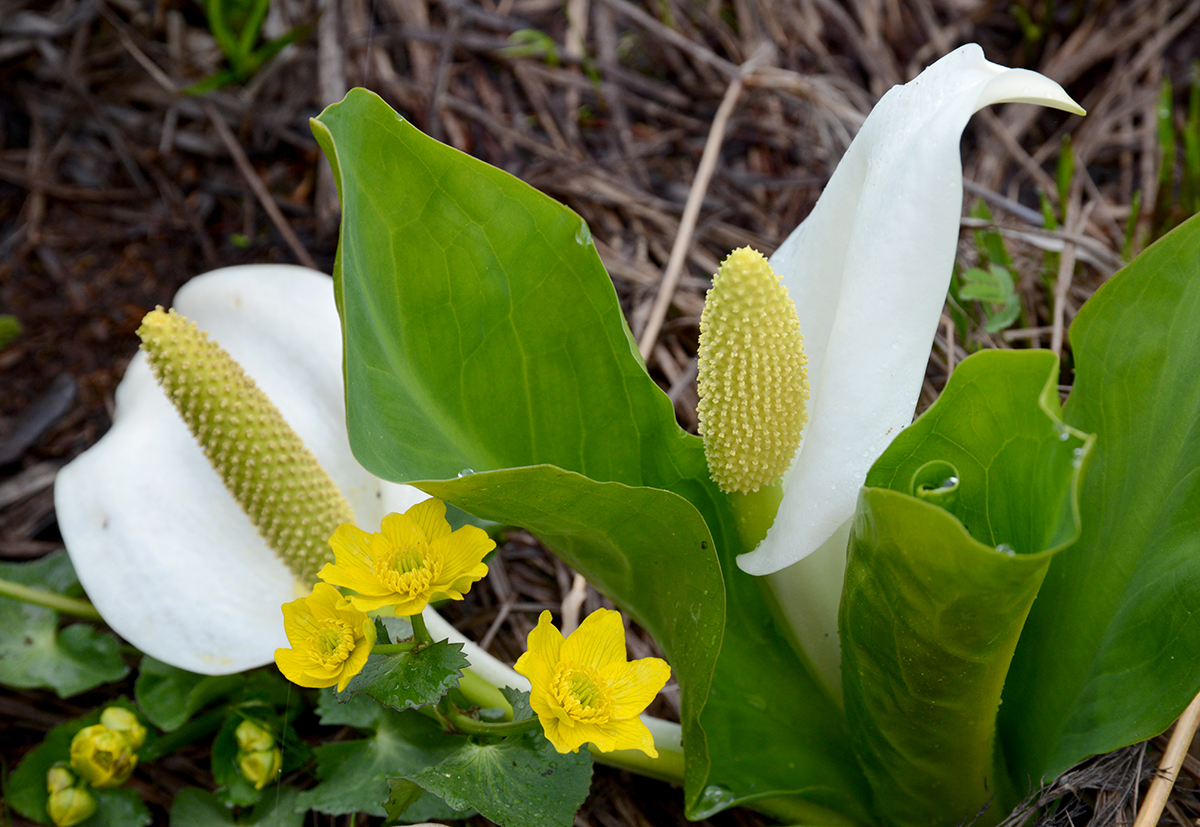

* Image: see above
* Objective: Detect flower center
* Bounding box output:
[310,621,355,668]
[552,663,612,724]
[375,541,438,596]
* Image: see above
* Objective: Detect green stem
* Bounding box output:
[441,705,541,737]
[410,612,432,645]
[728,481,784,552]
[372,642,416,655]
[589,742,685,785]
[458,668,513,717]
[0,578,104,621]
[139,709,225,761]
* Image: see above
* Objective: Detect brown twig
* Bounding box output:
[1133,691,1200,827]
[204,102,318,270]
[637,45,771,360]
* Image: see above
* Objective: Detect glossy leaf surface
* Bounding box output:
[313,88,869,820]
[844,350,1090,827]
[1002,213,1200,784]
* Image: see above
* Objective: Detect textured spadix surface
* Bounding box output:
[55,265,425,675]
[698,247,809,494]
[738,44,1084,575]
[138,308,354,585]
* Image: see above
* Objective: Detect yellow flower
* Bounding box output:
[274,582,375,691]
[318,499,493,616]
[515,609,670,757]
[69,724,138,788]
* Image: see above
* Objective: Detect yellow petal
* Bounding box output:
[561,608,625,668]
[379,511,426,553]
[404,498,451,543]
[317,561,391,598]
[604,715,658,757]
[274,648,336,689]
[433,526,494,584]
[336,637,372,692]
[602,657,671,719]
[514,650,555,702]
[328,524,373,568]
[524,611,564,667]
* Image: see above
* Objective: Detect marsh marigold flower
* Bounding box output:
[69,722,138,788]
[515,609,670,757]
[275,582,375,691]
[318,498,493,616]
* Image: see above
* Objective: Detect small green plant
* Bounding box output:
[1127,66,1200,252]
[0,315,19,349]
[187,0,309,94]
[950,201,1023,339]
[500,30,559,66]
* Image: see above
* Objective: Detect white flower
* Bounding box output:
[737,44,1083,577]
[54,265,426,675]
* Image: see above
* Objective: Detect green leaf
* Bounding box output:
[297,697,466,818]
[406,729,592,827]
[344,639,468,712]
[844,349,1090,827]
[170,786,304,827]
[313,88,870,821]
[0,314,20,349]
[1002,213,1200,785]
[134,658,243,731]
[957,265,1013,303]
[7,705,151,827]
[0,551,128,697]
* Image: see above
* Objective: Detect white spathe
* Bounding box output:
[737,44,1084,576]
[54,265,427,675]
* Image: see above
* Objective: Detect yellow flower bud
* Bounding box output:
[238,746,283,790]
[47,786,97,827]
[46,764,75,794]
[697,247,809,494]
[234,719,275,753]
[137,307,355,585]
[69,724,138,789]
[100,707,147,750]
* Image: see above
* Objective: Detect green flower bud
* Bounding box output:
[137,307,355,585]
[47,786,97,827]
[69,724,137,789]
[238,746,283,790]
[234,719,281,789]
[234,719,274,753]
[100,707,147,750]
[46,764,75,794]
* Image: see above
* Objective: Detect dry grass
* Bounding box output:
[2,0,1199,824]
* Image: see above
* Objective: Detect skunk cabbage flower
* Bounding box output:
[735,44,1084,576]
[54,265,425,675]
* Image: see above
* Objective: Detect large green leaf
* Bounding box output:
[312,88,870,821]
[0,551,128,697]
[844,350,1090,827]
[1001,213,1200,785]
[296,691,466,818]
